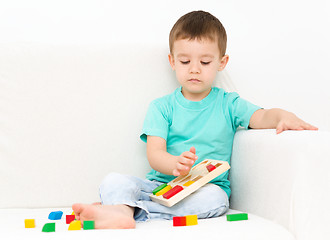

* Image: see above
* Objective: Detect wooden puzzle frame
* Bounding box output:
[150,159,230,207]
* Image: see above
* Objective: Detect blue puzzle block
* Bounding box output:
[48,211,63,220]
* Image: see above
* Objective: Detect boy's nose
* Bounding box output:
[189,62,201,74]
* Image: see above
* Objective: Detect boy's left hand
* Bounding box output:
[275,111,318,134]
[249,108,318,134]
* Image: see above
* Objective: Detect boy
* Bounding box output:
[72,10,317,229]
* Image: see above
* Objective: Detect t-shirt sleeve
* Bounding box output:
[140,100,170,143]
[227,92,262,129]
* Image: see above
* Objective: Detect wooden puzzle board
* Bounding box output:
[150,159,230,207]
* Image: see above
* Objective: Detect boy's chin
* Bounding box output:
[183,85,211,94]
[181,86,212,99]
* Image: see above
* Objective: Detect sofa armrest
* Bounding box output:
[229,129,330,239]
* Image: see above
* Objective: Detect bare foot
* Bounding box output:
[92,202,102,205]
[72,203,136,229]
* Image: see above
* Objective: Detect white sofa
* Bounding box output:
[0,43,329,240]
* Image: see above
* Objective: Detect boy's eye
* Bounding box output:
[201,61,211,65]
[180,61,190,64]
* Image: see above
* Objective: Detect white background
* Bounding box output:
[0,0,329,130]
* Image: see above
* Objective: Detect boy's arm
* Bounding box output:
[249,108,318,134]
[146,136,197,176]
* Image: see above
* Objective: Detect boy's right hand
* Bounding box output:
[172,147,198,176]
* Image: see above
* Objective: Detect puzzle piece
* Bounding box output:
[206,163,216,172]
[150,159,230,207]
[183,180,194,187]
[155,185,172,196]
[83,220,95,230]
[66,215,75,224]
[42,223,55,232]
[173,215,198,226]
[226,213,248,221]
[163,185,183,199]
[152,183,168,195]
[48,211,63,220]
[173,216,186,226]
[68,220,81,230]
[24,219,35,228]
[186,215,198,226]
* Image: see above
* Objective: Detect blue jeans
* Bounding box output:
[99,172,229,222]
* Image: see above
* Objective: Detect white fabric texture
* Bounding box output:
[0,208,294,240]
[230,129,330,240]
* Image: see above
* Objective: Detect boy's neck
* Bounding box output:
[181,88,212,102]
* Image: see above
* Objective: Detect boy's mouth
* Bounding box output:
[188,79,201,83]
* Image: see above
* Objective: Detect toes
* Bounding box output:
[72,203,84,219]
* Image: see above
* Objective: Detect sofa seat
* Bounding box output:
[1,44,329,240]
[0,208,295,240]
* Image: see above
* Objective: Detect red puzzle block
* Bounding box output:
[206,164,216,172]
[163,185,184,199]
[66,215,75,224]
[173,216,186,226]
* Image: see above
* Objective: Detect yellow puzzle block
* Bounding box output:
[68,220,81,230]
[155,185,172,196]
[25,219,35,228]
[186,215,198,226]
[183,181,195,187]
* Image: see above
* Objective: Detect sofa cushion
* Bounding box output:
[0,208,295,240]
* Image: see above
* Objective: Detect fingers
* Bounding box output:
[173,169,180,177]
[175,156,194,174]
[304,123,318,131]
[276,121,318,134]
[276,125,284,134]
[182,150,198,162]
[173,148,198,176]
[190,146,196,154]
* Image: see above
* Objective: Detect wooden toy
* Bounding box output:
[48,211,63,220]
[42,223,55,232]
[66,215,75,224]
[152,183,167,195]
[206,163,216,172]
[226,213,248,221]
[155,185,172,196]
[173,216,186,226]
[68,220,81,230]
[173,215,198,226]
[163,185,183,199]
[83,220,95,230]
[150,159,230,207]
[24,219,35,228]
[186,215,198,226]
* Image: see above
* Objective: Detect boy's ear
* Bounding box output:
[218,55,229,71]
[168,54,175,70]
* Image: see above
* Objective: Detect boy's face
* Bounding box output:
[169,38,229,101]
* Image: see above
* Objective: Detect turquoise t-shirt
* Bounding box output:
[140,87,261,198]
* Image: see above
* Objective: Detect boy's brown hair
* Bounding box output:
[169,10,227,57]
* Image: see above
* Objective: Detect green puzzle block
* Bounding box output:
[226,213,248,221]
[83,220,95,230]
[42,222,55,232]
[152,183,168,195]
